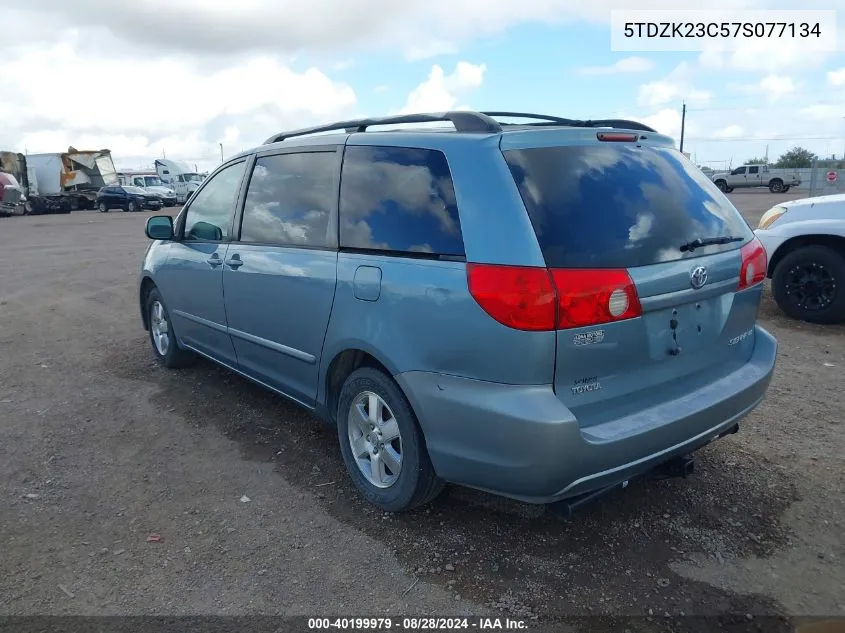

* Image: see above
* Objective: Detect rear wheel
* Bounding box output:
[337,367,443,512]
[772,245,845,324]
[769,179,785,193]
[146,287,196,368]
[127,200,137,212]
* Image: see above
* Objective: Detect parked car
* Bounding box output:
[755,193,845,324]
[117,172,179,207]
[138,111,777,513]
[97,185,163,212]
[0,172,26,216]
[711,164,801,194]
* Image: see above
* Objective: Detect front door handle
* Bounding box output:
[224,254,243,269]
[207,253,222,267]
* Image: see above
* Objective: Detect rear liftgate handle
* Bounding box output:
[667,316,682,356]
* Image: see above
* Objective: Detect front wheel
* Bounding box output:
[146,288,196,368]
[725,187,734,193]
[98,202,108,213]
[772,245,845,324]
[337,367,444,512]
[715,180,728,193]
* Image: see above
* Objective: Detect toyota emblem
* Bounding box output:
[690,265,708,289]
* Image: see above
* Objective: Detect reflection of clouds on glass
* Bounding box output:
[339,147,464,255]
[342,160,458,235]
[503,144,750,269]
[241,153,333,246]
[626,213,653,246]
[341,219,390,251]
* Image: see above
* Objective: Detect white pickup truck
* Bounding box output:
[711,164,801,194]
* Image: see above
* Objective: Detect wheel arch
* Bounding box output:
[319,344,404,427]
[139,275,156,330]
[768,234,845,278]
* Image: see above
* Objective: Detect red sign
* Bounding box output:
[828,171,838,182]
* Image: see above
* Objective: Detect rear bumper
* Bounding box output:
[397,325,777,504]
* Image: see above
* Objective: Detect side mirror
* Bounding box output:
[146,215,174,240]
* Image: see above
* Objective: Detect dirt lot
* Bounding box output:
[1,191,843,631]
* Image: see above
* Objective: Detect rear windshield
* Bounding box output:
[503,145,753,269]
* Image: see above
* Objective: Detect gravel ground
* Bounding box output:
[0,192,843,632]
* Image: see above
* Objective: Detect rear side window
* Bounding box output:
[339,146,464,257]
[240,152,335,247]
[503,145,753,269]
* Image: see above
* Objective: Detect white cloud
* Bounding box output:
[636,62,710,108]
[617,108,683,139]
[576,56,654,75]
[404,41,460,61]
[828,68,845,86]
[713,125,745,139]
[735,74,798,101]
[0,42,356,169]
[398,62,486,114]
[800,104,844,122]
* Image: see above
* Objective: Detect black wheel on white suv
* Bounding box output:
[715,179,728,193]
[772,245,845,324]
[336,367,444,512]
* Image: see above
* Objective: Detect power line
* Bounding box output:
[685,135,841,143]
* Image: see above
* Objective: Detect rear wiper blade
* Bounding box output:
[679,235,744,252]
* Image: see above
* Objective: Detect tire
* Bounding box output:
[98,201,108,213]
[772,245,845,324]
[715,179,728,193]
[725,187,734,193]
[145,287,196,368]
[337,367,444,512]
[769,179,784,193]
[127,200,137,212]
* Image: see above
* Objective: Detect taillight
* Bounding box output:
[466,264,642,331]
[550,269,642,329]
[738,237,767,290]
[466,264,557,331]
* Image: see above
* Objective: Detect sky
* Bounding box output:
[0,0,843,173]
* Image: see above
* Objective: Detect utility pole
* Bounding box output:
[679,102,686,153]
[765,144,769,164]
[162,149,166,159]
[219,143,224,162]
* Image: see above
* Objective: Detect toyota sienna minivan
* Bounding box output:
[139,111,777,513]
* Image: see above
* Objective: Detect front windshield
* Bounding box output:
[184,173,203,182]
[144,176,164,187]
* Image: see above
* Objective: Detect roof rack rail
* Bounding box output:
[481,111,657,133]
[263,111,502,144]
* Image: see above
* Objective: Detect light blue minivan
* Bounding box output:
[139,111,777,513]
